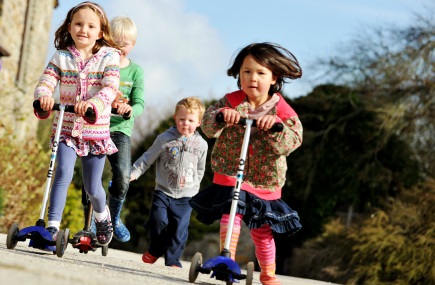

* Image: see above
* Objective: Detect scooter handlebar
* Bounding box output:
[33,100,95,122]
[33,100,130,121]
[215,112,284,133]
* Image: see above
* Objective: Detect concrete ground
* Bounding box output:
[0,233,339,285]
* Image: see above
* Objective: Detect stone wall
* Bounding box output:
[0,0,56,141]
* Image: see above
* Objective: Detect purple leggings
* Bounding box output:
[48,142,107,222]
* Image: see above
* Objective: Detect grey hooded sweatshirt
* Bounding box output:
[131,127,208,199]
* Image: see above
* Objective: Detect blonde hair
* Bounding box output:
[110,15,138,43]
[175,97,205,121]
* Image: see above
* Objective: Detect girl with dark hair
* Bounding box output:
[190,42,303,285]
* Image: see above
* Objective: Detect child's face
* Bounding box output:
[68,8,103,51]
[174,107,201,137]
[117,38,135,59]
[239,54,277,104]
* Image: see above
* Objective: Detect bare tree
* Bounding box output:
[318,11,435,177]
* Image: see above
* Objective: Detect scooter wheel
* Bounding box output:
[56,228,70,258]
[246,261,254,285]
[189,252,202,283]
[6,223,19,250]
[102,245,108,256]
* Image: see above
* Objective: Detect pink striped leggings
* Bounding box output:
[220,214,281,285]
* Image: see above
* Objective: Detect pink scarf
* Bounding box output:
[246,94,279,119]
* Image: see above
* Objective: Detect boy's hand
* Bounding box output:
[112,90,129,108]
[130,174,136,181]
[116,102,132,117]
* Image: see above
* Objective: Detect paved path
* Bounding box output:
[0,233,338,285]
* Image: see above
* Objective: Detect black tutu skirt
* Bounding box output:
[189,184,302,237]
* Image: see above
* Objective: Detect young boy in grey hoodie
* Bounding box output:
[130,97,208,268]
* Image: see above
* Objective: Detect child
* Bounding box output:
[34,1,120,246]
[189,42,303,285]
[104,15,145,242]
[130,97,208,268]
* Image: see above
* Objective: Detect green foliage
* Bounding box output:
[284,84,422,243]
[348,179,435,285]
[287,218,355,282]
[287,179,435,285]
[0,187,3,217]
[60,185,86,234]
[0,127,50,232]
[36,115,53,148]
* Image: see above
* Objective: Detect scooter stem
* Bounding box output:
[39,105,66,220]
[223,119,253,253]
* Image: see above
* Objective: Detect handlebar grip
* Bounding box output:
[33,100,43,110]
[215,112,283,133]
[268,122,284,132]
[84,108,96,123]
[33,100,96,123]
[215,112,225,123]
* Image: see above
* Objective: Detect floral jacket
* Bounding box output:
[201,90,303,200]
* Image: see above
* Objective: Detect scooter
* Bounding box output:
[69,189,108,256]
[6,100,96,257]
[188,113,283,285]
[69,107,130,256]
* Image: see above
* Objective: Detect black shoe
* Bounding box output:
[46,227,58,241]
[95,206,113,245]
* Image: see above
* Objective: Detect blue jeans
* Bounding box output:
[145,190,192,267]
[107,132,131,199]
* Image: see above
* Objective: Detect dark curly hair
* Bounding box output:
[227,42,302,95]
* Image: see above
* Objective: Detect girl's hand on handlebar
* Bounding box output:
[256,114,277,130]
[38,97,54,111]
[220,109,240,125]
[75,101,93,117]
[116,102,132,117]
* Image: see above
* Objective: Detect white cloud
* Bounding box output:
[104,0,229,106]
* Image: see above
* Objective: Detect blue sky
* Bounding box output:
[47,0,432,111]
